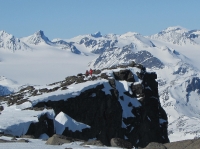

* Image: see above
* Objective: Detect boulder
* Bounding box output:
[110,138,133,149]
[113,69,135,82]
[46,134,82,145]
[0,106,4,111]
[46,134,69,145]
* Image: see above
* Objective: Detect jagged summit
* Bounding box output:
[0,30,16,40]
[23,30,52,45]
[0,30,30,51]
[91,31,102,38]
[35,30,45,37]
[0,30,10,37]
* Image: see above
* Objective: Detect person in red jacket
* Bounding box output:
[89,68,93,76]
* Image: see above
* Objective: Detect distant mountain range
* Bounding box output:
[1,26,200,52]
[1,26,200,142]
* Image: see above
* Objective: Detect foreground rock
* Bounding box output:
[110,138,132,149]
[164,138,200,149]
[1,62,169,148]
[46,134,83,145]
[139,138,200,149]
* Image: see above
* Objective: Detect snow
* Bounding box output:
[55,112,90,134]
[24,80,111,108]
[0,43,97,87]
[0,136,126,149]
[0,105,55,136]
[0,79,112,137]
[39,133,49,140]
[163,26,188,33]
[1,27,200,144]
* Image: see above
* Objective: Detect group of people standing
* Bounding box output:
[85,68,93,77]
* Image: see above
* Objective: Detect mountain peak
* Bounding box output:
[25,30,51,45]
[0,30,13,39]
[0,31,31,51]
[35,30,45,36]
[91,31,102,38]
[163,26,188,33]
[120,32,140,38]
[0,30,6,34]
[149,26,196,45]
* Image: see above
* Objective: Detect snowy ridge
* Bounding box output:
[119,32,155,48]
[149,26,199,45]
[88,48,164,69]
[0,30,30,51]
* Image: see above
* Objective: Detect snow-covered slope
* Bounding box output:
[0,76,20,95]
[149,26,197,45]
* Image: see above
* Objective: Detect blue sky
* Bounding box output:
[0,0,200,39]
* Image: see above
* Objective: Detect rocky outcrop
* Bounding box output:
[1,62,169,148]
[139,138,200,149]
[164,138,200,149]
[25,113,54,138]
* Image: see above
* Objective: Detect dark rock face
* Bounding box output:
[185,77,200,102]
[79,37,117,54]
[53,40,81,54]
[135,71,169,147]
[33,84,123,146]
[0,85,12,96]
[126,51,164,69]
[3,62,169,148]
[186,77,200,94]
[26,113,54,138]
[113,69,135,82]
